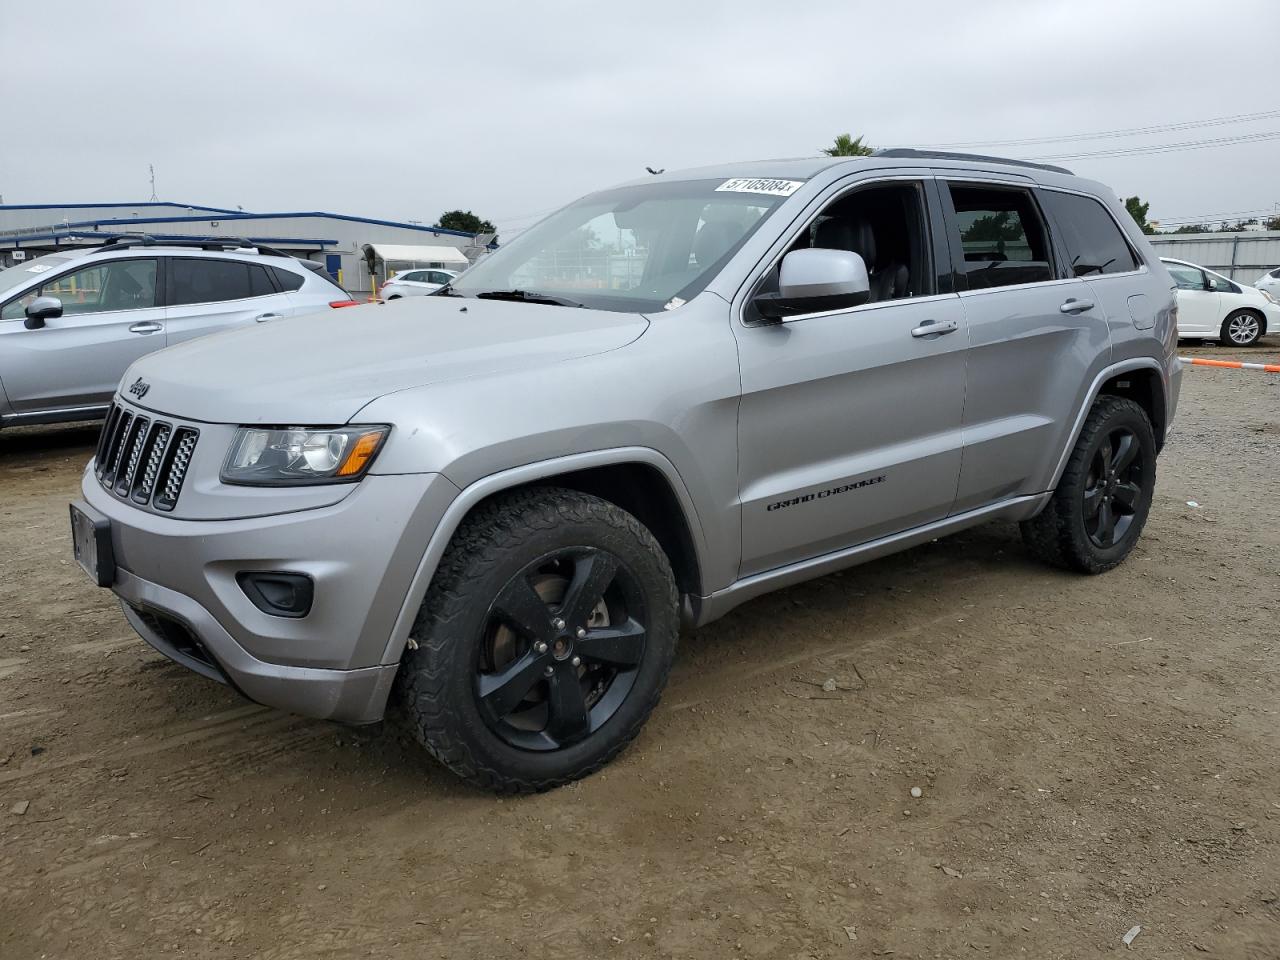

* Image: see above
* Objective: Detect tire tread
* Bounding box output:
[395,487,678,794]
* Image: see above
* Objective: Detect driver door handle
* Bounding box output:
[254,313,281,323]
[1060,298,1095,314]
[128,321,163,335]
[911,318,959,338]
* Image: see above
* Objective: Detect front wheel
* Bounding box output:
[1021,396,1157,574]
[1221,310,1262,346]
[395,487,679,793]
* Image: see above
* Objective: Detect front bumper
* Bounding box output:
[82,467,459,724]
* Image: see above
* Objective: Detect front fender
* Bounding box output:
[376,446,709,667]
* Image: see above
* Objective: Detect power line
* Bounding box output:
[1029,129,1280,161]
[921,107,1280,149]
[1155,206,1276,227]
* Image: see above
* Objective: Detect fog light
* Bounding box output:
[237,572,314,618]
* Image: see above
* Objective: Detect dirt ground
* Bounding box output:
[1,342,1278,960]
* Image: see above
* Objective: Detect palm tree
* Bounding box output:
[821,133,873,157]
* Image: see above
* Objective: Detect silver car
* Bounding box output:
[72,151,1180,792]
[0,238,356,428]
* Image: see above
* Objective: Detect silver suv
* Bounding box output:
[71,151,1181,792]
[0,238,355,429]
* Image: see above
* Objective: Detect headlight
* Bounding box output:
[221,426,389,485]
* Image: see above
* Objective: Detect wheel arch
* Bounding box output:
[1225,306,1266,338]
[1045,358,1167,492]
[378,447,709,668]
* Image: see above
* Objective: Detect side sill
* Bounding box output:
[684,492,1050,628]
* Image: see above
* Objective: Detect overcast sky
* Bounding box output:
[3,0,1277,234]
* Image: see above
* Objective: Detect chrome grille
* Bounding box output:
[131,423,171,504]
[114,417,150,496]
[154,428,198,512]
[94,402,199,512]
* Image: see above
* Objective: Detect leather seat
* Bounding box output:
[692,220,741,268]
[813,217,909,301]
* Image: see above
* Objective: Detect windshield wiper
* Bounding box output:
[473,289,584,308]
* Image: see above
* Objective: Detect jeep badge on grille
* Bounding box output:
[127,377,150,399]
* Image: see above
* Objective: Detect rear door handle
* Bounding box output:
[911,319,959,338]
[1060,298,1095,314]
[128,322,163,335]
[254,313,281,323]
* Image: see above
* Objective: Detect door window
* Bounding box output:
[428,271,454,284]
[1166,263,1206,290]
[1039,190,1139,276]
[0,259,158,320]
[169,258,270,305]
[1206,272,1237,293]
[752,180,933,316]
[947,184,1054,290]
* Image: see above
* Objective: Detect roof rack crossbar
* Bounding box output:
[95,235,294,258]
[871,148,1073,176]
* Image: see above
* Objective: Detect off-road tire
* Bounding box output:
[394,486,679,793]
[1220,309,1263,347]
[1020,396,1156,574]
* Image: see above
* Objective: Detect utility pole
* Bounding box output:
[149,164,158,202]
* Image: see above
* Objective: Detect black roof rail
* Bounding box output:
[871,148,1073,176]
[94,235,295,259]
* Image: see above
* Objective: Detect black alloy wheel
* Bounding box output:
[477,547,648,751]
[395,487,679,793]
[1081,425,1146,549]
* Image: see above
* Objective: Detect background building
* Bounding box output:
[0,202,496,295]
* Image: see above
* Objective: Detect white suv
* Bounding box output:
[0,237,357,429]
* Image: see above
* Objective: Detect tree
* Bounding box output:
[821,133,874,157]
[1171,223,1210,234]
[1123,196,1155,235]
[436,210,497,236]
[1216,220,1249,233]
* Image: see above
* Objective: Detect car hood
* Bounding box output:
[124,297,649,424]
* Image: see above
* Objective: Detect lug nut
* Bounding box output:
[571,656,581,668]
[552,618,566,630]
[534,641,548,654]
[576,627,587,639]
[543,666,555,677]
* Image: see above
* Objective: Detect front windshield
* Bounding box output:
[449,177,802,312]
[0,253,74,297]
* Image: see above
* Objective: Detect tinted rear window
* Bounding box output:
[947,184,1054,290]
[272,267,305,292]
[170,259,259,305]
[1040,191,1139,277]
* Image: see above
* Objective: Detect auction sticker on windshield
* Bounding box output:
[715,178,804,197]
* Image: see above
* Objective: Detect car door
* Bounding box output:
[734,176,968,577]
[163,256,290,345]
[0,257,164,415]
[1165,262,1220,333]
[939,180,1108,513]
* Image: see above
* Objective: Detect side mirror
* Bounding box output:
[24,296,63,330]
[753,248,870,321]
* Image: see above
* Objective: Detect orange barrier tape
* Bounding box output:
[1179,357,1280,373]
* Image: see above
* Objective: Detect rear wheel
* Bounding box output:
[1221,309,1262,346]
[1021,396,1156,574]
[395,487,679,793]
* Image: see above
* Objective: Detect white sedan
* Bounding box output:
[380,268,458,300]
[1161,257,1280,346]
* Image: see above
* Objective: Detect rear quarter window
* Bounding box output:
[271,267,305,292]
[1039,190,1139,277]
